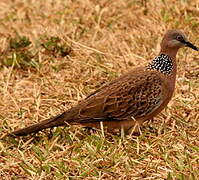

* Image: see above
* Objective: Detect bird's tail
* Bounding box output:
[9,114,68,136]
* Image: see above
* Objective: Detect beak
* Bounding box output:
[181,40,198,51]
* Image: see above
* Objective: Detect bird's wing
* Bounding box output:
[75,70,169,123]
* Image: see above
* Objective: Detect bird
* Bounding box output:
[10,30,198,136]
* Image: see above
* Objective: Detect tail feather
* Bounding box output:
[10,114,67,136]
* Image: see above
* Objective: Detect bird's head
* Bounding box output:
[161,30,198,51]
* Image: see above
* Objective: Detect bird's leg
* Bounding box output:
[149,118,154,123]
[128,123,142,136]
[121,126,125,139]
[83,126,97,134]
[125,119,144,136]
[146,118,155,131]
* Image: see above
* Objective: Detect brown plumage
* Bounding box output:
[10,30,198,136]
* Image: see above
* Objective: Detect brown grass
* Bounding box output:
[0,0,199,179]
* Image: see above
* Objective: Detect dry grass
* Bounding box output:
[0,0,199,179]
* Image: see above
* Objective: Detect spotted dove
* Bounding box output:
[10,30,198,136]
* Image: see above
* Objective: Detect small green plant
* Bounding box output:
[41,36,72,57]
[0,36,40,69]
[10,36,31,49]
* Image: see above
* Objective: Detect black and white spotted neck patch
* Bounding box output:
[147,54,173,74]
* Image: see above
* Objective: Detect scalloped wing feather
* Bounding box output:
[75,69,169,123]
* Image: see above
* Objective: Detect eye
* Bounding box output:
[176,35,183,41]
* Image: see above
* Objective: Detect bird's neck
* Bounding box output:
[147,52,177,92]
[147,46,179,75]
[160,47,179,60]
[147,53,175,75]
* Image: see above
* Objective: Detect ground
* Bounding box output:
[0,0,199,179]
